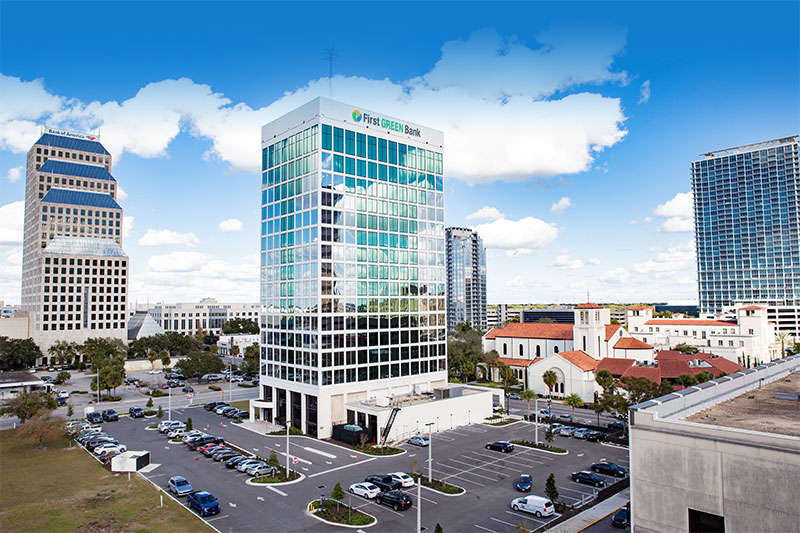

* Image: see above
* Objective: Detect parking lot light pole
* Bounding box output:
[416,480,421,533]
[534,398,539,446]
[286,420,290,477]
[168,382,172,421]
[425,422,434,482]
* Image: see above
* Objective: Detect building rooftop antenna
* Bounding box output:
[324,46,337,97]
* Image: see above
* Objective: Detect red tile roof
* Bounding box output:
[655,350,686,360]
[497,357,542,368]
[628,306,651,311]
[621,366,662,382]
[483,322,574,340]
[738,305,765,310]
[704,357,744,375]
[658,360,694,378]
[645,319,737,327]
[557,350,598,371]
[595,358,636,375]
[575,303,603,309]
[605,324,622,341]
[613,337,653,350]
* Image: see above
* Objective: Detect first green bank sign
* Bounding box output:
[352,110,421,138]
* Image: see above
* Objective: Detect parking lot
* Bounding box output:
[87,409,629,532]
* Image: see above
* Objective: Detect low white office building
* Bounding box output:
[133,298,259,336]
[217,334,259,357]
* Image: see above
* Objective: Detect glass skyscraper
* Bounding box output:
[255,98,447,438]
[446,227,486,330]
[692,136,799,313]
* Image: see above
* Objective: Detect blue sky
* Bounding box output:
[1,1,798,306]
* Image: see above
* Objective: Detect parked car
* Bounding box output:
[87,439,118,452]
[149,369,163,374]
[585,430,607,442]
[214,404,232,415]
[506,392,520,400]
[182,386,194,393]
[168,427,188,439]
[56,397,67,406]
[364,474,402,492]
[94,443,127,455]
[205,374,223,382]
[213,450,239,462]
[573,428,593,439]
[129,406,145,418]
[77,431,107,444]
[510,495,555,518]
[538,409,553,418]
[245,462,271,476]
[237,459,264,472]
[86,412,103,424]
[197,443,221,454]
[233,411,250,421]
[571,471,607,487]
[485,441,515,453]
[220,407,238,417]
[608,421,628,431]
[407,435,430,447]
[204,401,224,411]
[349,482,381,499]
[97,449,121,463]
[158,420,181,433]
[550,423,564,433]
[229,376,244,383]
[204,445,230,457]
[559,426,577,437]
[592,462,627,478]
[376,490,412,511]
[224,455,248,468]
[611,507,630,528]
[168,476,193,496]
[248,464,278,477]
[187,491,220,516]
[189,436,224,450]
[65,421,90,434]
[182,430,205,443]
[388,472,415,488]
[558,414,574,422]
[515,474,533,492]
[57,390,70,399]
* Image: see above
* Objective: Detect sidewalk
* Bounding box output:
[547,488,629,532]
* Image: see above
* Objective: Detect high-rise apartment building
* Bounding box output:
[445,227,486,330]
[20,129,128,360]
[253,98,448,438]
[692,136,799,326]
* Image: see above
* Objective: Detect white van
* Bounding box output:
[510,495,555,518]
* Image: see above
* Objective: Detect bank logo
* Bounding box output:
[352,110,362,122]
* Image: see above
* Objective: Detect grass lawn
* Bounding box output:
[0,429,209,532]
[230,400,250,411]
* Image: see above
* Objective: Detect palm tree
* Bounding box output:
[497,362,514,394]
[519,389,536,420]
[564,393,584,418]
[776,331,791,360]
[542,370,558,400]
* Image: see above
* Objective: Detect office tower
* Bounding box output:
[693,137,799,319]
[20,128,129,360]
[255,98,447,439]
[445,227,486,330]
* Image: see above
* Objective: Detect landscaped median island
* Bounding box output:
[509,439,567,454]
[251,466,301,484]
[407,472,465,495]
[308,498,376,527]
[484,415,518,426]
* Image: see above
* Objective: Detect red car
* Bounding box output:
[197,443,217,453]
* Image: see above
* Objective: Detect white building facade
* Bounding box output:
[253,98,453,439]
[136,298,259,336]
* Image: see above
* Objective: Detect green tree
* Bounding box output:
[545,473,559,503]
[694,371,713,384]
[67,404,74,418]
[435,524,444,533]
[0,337,43,371]
[331,481,345,501]
[592,401,605,427]
[232,344,241,357]
[221,318,259,334]
[497,362,516,393]
[186,417,193,431]
[16,412,65,448]
[268,449,280,467]
[244,342,259,358]
[157,405,164,419]
[545,428,554,444]
[0,391,56,423]
[519,389,536,420]
[776,331,791,359]
[672,343,698,354]
[148,352,158,369]
[542,370,558,399]
[48,341,79,367]
[676,374,697,388]
[176,351,225,382]
[609,318,620,325]
[595,370,616,395]
[160,350,171,369]
[146,397,154,408]
[563,393,584,417]
[210,344,219,355]
[55,370,71,385]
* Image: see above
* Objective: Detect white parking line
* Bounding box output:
[303,446,336,459]
[309,457,377,478]
[454,455,521,473]
[505,510,551,525]
[474,525,499,533]
[206,515,229,522]
[444,459,511,481]
[268,486,288,496]
[490,517,517,527]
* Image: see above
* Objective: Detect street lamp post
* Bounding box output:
[416,480,421,533]
[534,398,539,446]
[168,381,172,421]
[425,422,434,482]
[286,419,290,478]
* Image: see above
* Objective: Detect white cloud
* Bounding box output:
[628,216,653,225]
[466,206,505,221]
[553,254,585,270]
[218,218,243,232]
[600,267,630,283]
[654,191,693,232]
[0,201,24,244]
[633,240,695,276]
[506,275,524,289]
[6,166,22,183]
[123,216,134,235]
[116,186,128,201]
[138,228,200,247]
[148,251,207,272]
[0,26,630,184]
[638,80,651,104]
[550,196,572,214]
[474,217,559,256]
[588,258,601,265]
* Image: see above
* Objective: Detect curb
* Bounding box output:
[575,502,627,532]
[600,442,629,450]
[246,471,306,486]
[305,500,377,529]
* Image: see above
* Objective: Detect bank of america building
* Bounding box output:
[253,98,447,438]
[693,136,800,333]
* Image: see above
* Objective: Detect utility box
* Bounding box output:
[111,451,150,472]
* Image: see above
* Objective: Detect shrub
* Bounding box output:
[99,396,122,402]
[144,409,157,416]
[545,473,559,503]
[146,397,154,408]
[509,439,566,454]
[209,385,221,391]
[268,450,279,467]
[157,405,163,419]
[332,481,345,500]
[66,404,74,417]
[186,417,193,431]
[150,390,166,397]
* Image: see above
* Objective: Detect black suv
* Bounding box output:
[585,430,607,442]
[102,409,119,422]
[591,462,627,478]
[571,471,607,487]
[376,490,412,511]
[86,412,103,424]
[129,406,145,418]
[485,441,514,453]
[365,475,402,492]
[188,435,225,450]
[204,401,224,411]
